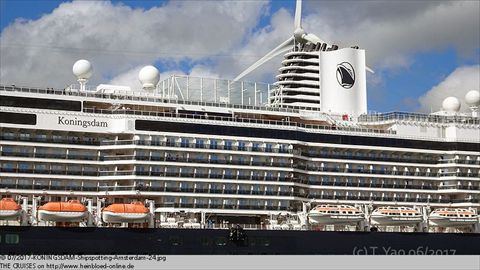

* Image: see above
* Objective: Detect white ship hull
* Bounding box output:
[102,212,150,223]
[37,210,87,222]
[308,214,364,225]
[370,215,422,226]
[429,216,479,227]
[0,210,22,220]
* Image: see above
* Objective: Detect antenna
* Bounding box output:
[465,90,480,117]
[138,65,160,92]
[441,97,461,114]
[72,59,93,91]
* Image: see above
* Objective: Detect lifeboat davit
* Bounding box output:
[102,202,150,223]
[308,204,364,225]
[370,206,422,226]
[0,198,22,220]
[429,208,479,227]
[38,200,88,222]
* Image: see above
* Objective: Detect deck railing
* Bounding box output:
[359,111,479,125]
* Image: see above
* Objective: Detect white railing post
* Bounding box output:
[254,83,257,106]
[214,79,217,103]
[228,80,231,104]
[86,198,94,227]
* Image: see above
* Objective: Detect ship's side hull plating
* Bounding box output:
[0,226,478,255]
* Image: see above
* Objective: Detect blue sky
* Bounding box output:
[1,0,479,113]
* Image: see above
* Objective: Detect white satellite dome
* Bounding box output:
[138,65,160,89]
[465,90,480,107]
[442,96,461,112]
[72,59,93,80]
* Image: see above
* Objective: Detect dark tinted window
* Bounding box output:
[0,95,81,111]
[135,120,479,152]
[0,112,36,125]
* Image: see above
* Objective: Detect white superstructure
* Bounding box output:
[0,0,478,233]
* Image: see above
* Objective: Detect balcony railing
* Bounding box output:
[301,152,439,165]
[1,182,478,204]
[359,111,480,125]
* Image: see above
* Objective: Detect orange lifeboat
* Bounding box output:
[0,198,22,220]
[102,202,150,223]
[38,200,87,222]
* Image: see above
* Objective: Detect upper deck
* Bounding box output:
[1,80,479,144]
[359,112,479,126]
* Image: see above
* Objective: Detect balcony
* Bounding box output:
[0,135,102,146]
[301,152,438,165]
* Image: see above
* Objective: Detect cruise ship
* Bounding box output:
[0,0,479,255]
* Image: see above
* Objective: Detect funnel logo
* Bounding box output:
[336,62,355,89]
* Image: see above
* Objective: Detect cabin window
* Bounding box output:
[210,140,218,149]
[19,133,30,141]
[266,144,273,152]
[180,138,189,147]
[3,132,15,140]
[195,139,204,149]
[52,135,62,143]
[238,142,246,151]
[19,163,29,170]
[166,137,175,147]
[1,146,13,154]
[279,144,288,153]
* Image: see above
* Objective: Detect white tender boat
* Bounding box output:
[429,208,479,227]
[308,205,364,225]
[370,206,422,226]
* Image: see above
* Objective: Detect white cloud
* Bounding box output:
[0,0,267,88]
[418,65,480,112]
[189,65,219,79]
[211,8,294,83]
[206,0,479,83]
[107,64,217,90]
[303,0,480,69]
[108,65,185,90]
[108,66,144,90]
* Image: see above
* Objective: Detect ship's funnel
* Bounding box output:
[319,48,367,116]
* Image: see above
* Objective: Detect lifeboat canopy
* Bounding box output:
[102,202,150,224]
[38,200,87,212]
[37,200,88,223]
[0,198,21,211]
[0,198,22,220]
[103,201,149,214]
